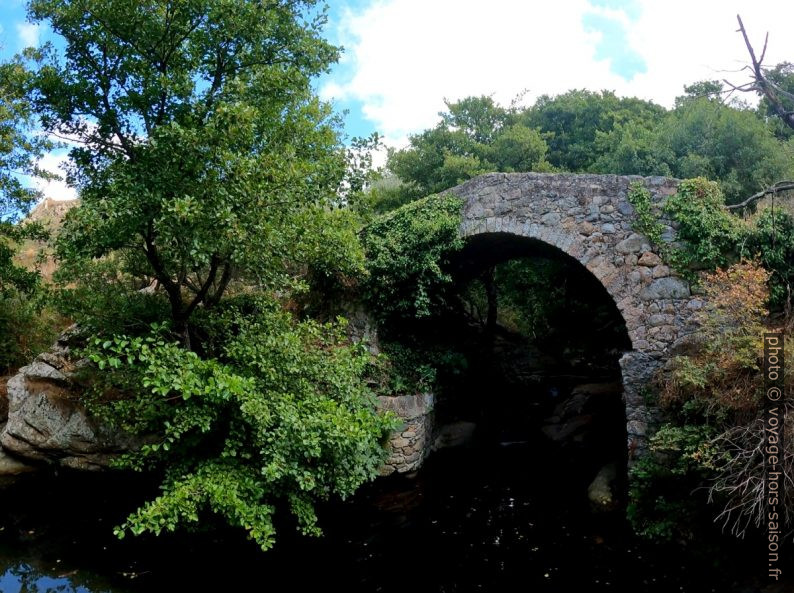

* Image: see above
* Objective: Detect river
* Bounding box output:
[1,429,789,593]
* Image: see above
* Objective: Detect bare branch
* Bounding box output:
[725,181,794,211]
[736,14,794,131]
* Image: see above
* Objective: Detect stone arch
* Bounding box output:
[447,172,702,458]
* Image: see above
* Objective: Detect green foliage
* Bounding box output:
[627,424,715,541]
[643,263,794,539]
[0,287,61,374]
[384,96,552,205]
[657,94,794,204]
[629,178,794,312]
[590,119,670,177]
[16,0,396,553]
[365,342,438,397]
[362,193,465,321]
[463,258,565,339]
[26,0,357,340]
[0,56,58,373]
[758,62,794,141]
[384,88,793,212]
[84,299,397,550]
[0,56,53,222]
[525,89,666,172]
[626,182,666,247]
[746,205,794,308]
[662,178,748,274]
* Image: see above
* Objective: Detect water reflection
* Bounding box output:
[0,562,111,593]
[0,441,790,592]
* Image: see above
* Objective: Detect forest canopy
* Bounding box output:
[363,86,794,216]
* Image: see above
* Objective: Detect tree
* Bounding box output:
[524,89,666,172]
[383,96,551,207]
[730,15,794,134]
[0,56,50,292]
[28,0,356,344]
[0,55,58,371]
[758,62,794,140]
[657,93,794,204]
[25,0,394,551]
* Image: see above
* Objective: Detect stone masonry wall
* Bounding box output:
[377,393,434,476]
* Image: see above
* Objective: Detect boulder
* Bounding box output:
[541,415,593,442]
[0,333,139,473]
[587,462,619,510]
[0,442,36,476]
[433,421,477,450]
[547,382,622,421]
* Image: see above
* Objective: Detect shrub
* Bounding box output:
[84,296,398,550]
[362,193,465,321]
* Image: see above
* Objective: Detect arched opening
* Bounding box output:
[447,233,631,453]
[378,230,634,508]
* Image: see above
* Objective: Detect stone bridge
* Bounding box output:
[0,172,704,482]
[379,172,704,475]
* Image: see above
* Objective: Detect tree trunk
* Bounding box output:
[483,266,498,339]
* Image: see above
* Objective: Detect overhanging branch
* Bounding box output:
[726,181,794,211]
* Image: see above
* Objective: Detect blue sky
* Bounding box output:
[320,0,647,139]
[316,0,794,147]
[3,0,794,199]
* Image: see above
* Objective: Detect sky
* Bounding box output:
[2,0,794,200]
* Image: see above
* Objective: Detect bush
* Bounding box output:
[84,296,398,550]
[0,287,62,374]
[362,193,465,321]
[662,178,748,274]
[650,261,794,539]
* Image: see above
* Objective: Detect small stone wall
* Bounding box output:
[377,393,435,476]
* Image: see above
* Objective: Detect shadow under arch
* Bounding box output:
[432,231,634,478]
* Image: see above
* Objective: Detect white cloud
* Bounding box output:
[324,0,794,147]
[16,22,40,48]
[34,152,77,201]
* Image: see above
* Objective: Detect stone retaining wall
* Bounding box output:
[377,393,434,476]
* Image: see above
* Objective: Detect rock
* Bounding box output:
[588,462,619,510]
[617,201,634,216]
[377,392,434,421]
[0,443,36,476]
[615,233,650,254]
[639,277,690,300]
[541,415,593,442]
[541,212,561,226]
[0,348,140,470]
[548,382,621,418]
[637,252,661,267]
[22,360,68,382]
[433,421,477,450]
[344,305,380,355]
[652,265,670,278]
[626,419,648,437]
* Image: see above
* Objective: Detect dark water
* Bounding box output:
[0,436,791,593]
